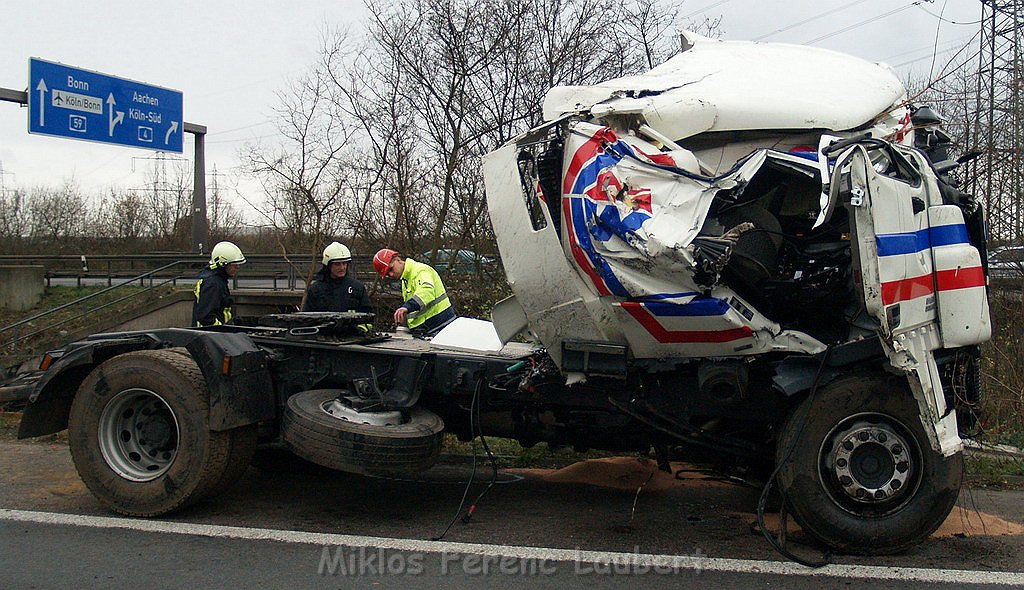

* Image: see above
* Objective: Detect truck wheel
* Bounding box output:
[68,349,245,516]
[776,374,963,555]
[281,389,444,476]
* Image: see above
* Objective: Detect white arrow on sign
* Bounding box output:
[106,93,124,136]
[35,79,48,127]
[165,120,179,145]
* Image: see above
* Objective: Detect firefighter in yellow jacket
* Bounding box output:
[373,249,456,336]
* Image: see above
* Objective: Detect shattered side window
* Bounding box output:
[866,143,922,186]
[516,149,549,231]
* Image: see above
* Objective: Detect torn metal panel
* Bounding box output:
[842,142,991,455]
[556,121,828,358]
[483,143,615,365]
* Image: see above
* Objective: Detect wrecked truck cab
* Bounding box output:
[486,32,923,365]
[20,32,991,558]
[485,33,990,553]
[486,30,989,409]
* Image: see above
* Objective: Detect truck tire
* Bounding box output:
[776,374,963,555]
[206,424,258,497]
[67,349,249,516]
[281,389,444,476]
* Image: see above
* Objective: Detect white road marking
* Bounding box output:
[1,508,1021,584]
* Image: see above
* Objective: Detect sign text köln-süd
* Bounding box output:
[28,57,183,153]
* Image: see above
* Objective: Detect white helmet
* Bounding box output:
[322,241,352,266]
[210,241,246,268]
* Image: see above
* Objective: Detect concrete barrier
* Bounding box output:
[0,266,45,312]
[108,289,303,332]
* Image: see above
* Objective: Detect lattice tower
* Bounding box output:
[966,0,1023,243]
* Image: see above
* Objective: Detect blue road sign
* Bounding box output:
[28,58,183,153]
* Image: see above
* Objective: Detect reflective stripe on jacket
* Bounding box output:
[192,266,233,326]
[399,258,453,331]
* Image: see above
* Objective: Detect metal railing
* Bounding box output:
[0,254,378,290]
[0,260,198,349]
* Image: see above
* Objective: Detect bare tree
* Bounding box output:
[107,189,149,242]
[243,0,724,268]
[28,180,87,249]
[207,167,244,239]
[0,188,31,251]
[138,155,192,246]
[241,46,360,284]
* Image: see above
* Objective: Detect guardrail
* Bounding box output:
[0,254,378,290]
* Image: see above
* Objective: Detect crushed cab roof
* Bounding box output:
[543,32,907,141]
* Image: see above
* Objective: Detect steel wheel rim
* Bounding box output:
[98,388,179,482]
[818,412,923,517]
[321,399,404,426]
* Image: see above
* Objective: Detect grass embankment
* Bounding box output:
[980,291,1024,448]
[966,456,1024,487]
[0,285,177,369]
[967,289,1024,483]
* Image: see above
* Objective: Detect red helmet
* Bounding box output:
[373,248,398,278]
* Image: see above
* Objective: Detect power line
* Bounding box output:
[752,0,873,41]
[881,33,974,62]
[923,0,949,80]
[889,35,978,68]
[207,120,274,137]
[683,0,733,19]
[803,1,926,45]
[915,3,983,25]
[207,134,277,145]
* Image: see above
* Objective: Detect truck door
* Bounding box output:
[834,141,979,455]
[838,143,935,340]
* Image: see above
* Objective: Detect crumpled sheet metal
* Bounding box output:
[544,31,907,140]
[560,121,775,300]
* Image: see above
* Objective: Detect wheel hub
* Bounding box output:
[829,421,912,504]
[323,399,403,426]
[98,389,179,482]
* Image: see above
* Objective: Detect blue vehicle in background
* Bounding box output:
[420,249,496,274]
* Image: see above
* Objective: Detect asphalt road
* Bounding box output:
[1,439,1023,588]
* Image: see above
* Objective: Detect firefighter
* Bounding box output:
[192,241,245,327]
[373,248,456,336]
[303,241,373,314]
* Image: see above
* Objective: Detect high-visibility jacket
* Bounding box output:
[399,258,455,334]
[192,266,233,326]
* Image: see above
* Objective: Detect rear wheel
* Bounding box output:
[776,374,963,555]
[68,349,251,516]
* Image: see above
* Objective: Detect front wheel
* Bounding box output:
[776,374,963,555]
[68,349,254,516]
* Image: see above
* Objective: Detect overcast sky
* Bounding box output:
[0,0,983,209]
